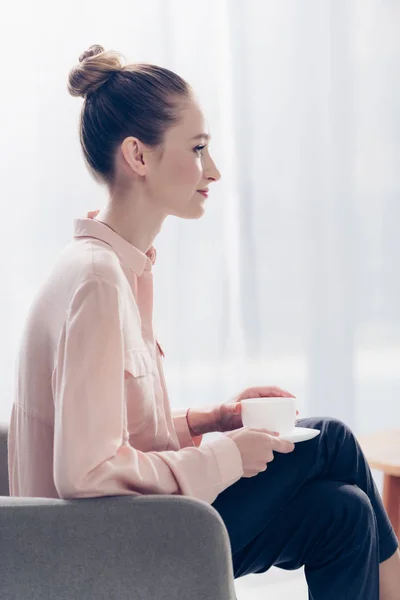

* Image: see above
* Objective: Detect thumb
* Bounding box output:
[222,403,241,416]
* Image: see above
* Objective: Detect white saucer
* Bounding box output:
[279,427,320,443]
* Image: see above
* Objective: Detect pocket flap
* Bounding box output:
[124,349,153,378]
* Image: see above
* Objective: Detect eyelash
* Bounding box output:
[194,144,206,156]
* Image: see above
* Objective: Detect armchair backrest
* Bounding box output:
[0,423,9,496]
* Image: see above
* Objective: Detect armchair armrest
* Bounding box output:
[0,494,237,600]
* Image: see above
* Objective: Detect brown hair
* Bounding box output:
[68,45,192,184]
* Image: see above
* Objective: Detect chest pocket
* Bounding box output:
[124,349,156,434]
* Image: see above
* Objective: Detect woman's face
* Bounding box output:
[145,97,221,219]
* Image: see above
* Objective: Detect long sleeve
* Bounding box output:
[52,276,243,505]
[172,408,203,448]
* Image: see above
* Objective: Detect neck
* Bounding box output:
[95,188,167,254]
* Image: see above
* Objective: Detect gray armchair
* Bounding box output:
[0,423,237,600]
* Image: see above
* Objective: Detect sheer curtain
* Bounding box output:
[1,0,399,439]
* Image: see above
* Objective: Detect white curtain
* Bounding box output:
[1,0,399,437]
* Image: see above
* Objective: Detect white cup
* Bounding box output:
[241,397,296,435]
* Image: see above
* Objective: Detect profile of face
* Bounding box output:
[118,97,221,220]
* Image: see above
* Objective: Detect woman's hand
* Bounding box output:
[187,386,297,435]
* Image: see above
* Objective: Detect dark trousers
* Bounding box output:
[211,417,398,600]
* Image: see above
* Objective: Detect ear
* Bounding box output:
[121,137,148,176]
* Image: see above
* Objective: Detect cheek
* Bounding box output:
[167,154,202,186]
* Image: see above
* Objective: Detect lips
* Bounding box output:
[197,189,209,198]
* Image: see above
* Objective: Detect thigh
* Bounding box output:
[212,415,387,554]
[212,417,332,552]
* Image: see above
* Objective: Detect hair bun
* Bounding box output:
[79,44,105,63]
[68,45,125,99]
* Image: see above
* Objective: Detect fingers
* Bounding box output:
[269,387,296,398]
[266,450,274,463]
[251,428,280,436]
[250,429,295,453]
[263,429,280,436]
[271,437,295,454]
[256,386,296,398]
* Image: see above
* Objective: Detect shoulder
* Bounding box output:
[58,238,133,313]
[88,239,126,285]
[63,237,128,288]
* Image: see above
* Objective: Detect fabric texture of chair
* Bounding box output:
[0,423,237,600]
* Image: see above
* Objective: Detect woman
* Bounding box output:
[8,45,399,599]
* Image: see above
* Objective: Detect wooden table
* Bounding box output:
[358,429,400,540]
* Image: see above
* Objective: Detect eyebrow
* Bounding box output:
[191,133,211,141]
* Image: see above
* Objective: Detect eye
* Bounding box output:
[194,144,206,156]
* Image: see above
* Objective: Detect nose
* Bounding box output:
[204,156,221,183]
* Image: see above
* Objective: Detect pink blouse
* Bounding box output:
[8,213,243,504]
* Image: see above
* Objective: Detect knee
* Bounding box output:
[326,417,356,440]
[304,482,377,568]
[310,416,357,446]
[323,482,375,530]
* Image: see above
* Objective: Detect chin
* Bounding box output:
[188,205,206,220]
[170,203,206,220]
[187,206,206,220]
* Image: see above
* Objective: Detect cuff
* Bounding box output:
[208,435,244,486]
[172,408,203,448]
